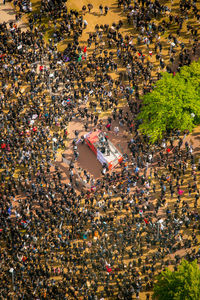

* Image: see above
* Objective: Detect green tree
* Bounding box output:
[153,259,200,300]
[138,60,200,143]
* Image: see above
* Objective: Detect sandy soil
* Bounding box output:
[0,1,27,29]
[1,1,200,299]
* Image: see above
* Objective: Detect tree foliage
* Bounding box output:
[153,259,200,300]
[138,60,200,143]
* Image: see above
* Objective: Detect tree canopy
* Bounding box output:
[153,259,200,300]
[138,59,200,143]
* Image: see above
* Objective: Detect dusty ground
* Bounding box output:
[0,1,27,29]
[0,1,17,23]
[1,1,200,299]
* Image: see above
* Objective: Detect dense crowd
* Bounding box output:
[0,0,200,299]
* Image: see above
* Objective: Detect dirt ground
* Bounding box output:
[0,1,17,23]
[1,1,200,299]
[0,1,27,29]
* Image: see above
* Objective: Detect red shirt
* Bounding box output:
[106,266,112,273]
[1,143,6,149]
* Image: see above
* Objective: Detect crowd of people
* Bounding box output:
[0,0,200,299]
